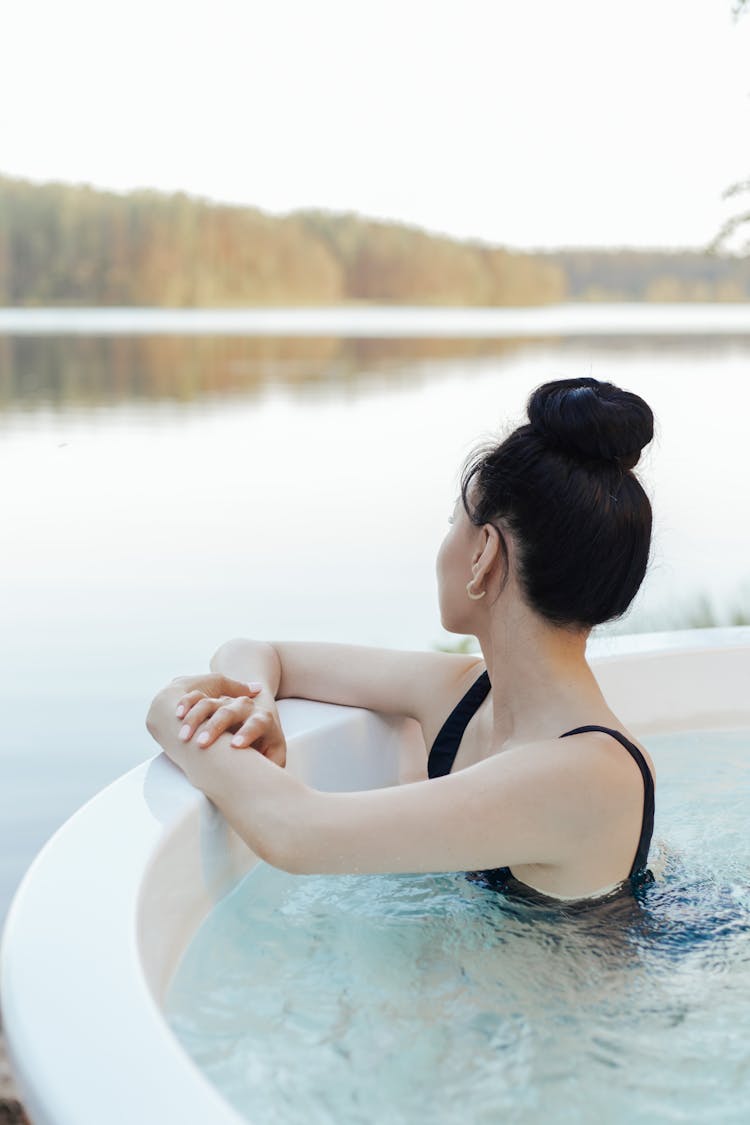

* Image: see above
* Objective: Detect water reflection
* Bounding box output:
[1,331,745,412]
[0,334,542,410]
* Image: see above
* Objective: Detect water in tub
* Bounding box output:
[165,728,750,1124]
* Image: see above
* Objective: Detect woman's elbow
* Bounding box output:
[209,636,264,673]
[255,833,306,874]
[267,839,351,877]
[209,638,238,672]
[260,819,331,875]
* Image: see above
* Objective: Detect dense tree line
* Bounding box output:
[0,177,341,306]
[538,247,750,302]
[299,210,565,305]
[0,176,564,306]
[0,174,748,306]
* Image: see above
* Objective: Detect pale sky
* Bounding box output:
[2,0,749,251]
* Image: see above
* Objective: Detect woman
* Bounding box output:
[146,376,656,905]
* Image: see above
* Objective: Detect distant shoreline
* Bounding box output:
[2,302,750,337]
[3,175,748,309]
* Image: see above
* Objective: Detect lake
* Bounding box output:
[1,303,749,927]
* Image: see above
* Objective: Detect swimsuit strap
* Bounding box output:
[427,680,655,887]
[427,669,491,779]
[559,724,655,879]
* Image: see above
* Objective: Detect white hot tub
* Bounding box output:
[2,627,749,1125]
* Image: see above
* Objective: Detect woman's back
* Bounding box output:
[424,664,656,902]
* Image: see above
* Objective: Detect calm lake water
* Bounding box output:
[1,304,749,927]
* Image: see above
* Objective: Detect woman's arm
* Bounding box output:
[146,679,303,864]
[147,682,599,877]
[210,638,484,738]
[280,746,595,876]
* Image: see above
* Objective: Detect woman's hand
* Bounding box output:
[173,676,287,767]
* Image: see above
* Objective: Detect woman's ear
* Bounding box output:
[472,522,513,592]
[471,524,501,578]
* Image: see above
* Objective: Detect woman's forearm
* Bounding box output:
[210,639,282,695]
[147,677,309,869]
[208,745,311,869]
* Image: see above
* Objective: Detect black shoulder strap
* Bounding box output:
[559,724,655,877]
[428,670,491,779]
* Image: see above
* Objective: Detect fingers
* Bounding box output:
[178,696,253,746]
[229,711,286,765]
[195,702,249,747]
[175,689,207,720]
[221,676,264,698]
[262,742,287,768]
[231,712,287,767]
[175,682,263,719]
[172,691,284,762]
[229,710,273,748]
[177,696,220,740]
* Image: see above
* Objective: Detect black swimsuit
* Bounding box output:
[427,668,655,903]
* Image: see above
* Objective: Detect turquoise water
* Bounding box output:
[165,729,750,1123]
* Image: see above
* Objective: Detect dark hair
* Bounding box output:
[460,376,654,628]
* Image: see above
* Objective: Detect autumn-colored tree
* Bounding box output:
[0,176,565,307]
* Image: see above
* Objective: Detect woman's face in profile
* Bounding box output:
[436,494,474,633]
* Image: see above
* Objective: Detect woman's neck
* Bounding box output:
[474,601,612,749]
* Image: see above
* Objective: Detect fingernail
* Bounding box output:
[231,734,243,746]
[176,705,184,718]
[197,732,210,745]
[179,724,191,740]
[248,682,262,692]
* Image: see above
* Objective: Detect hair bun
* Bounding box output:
[527,377,653,470]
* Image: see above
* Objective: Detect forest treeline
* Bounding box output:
[1,174,748,306]
[540,247,750,302]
